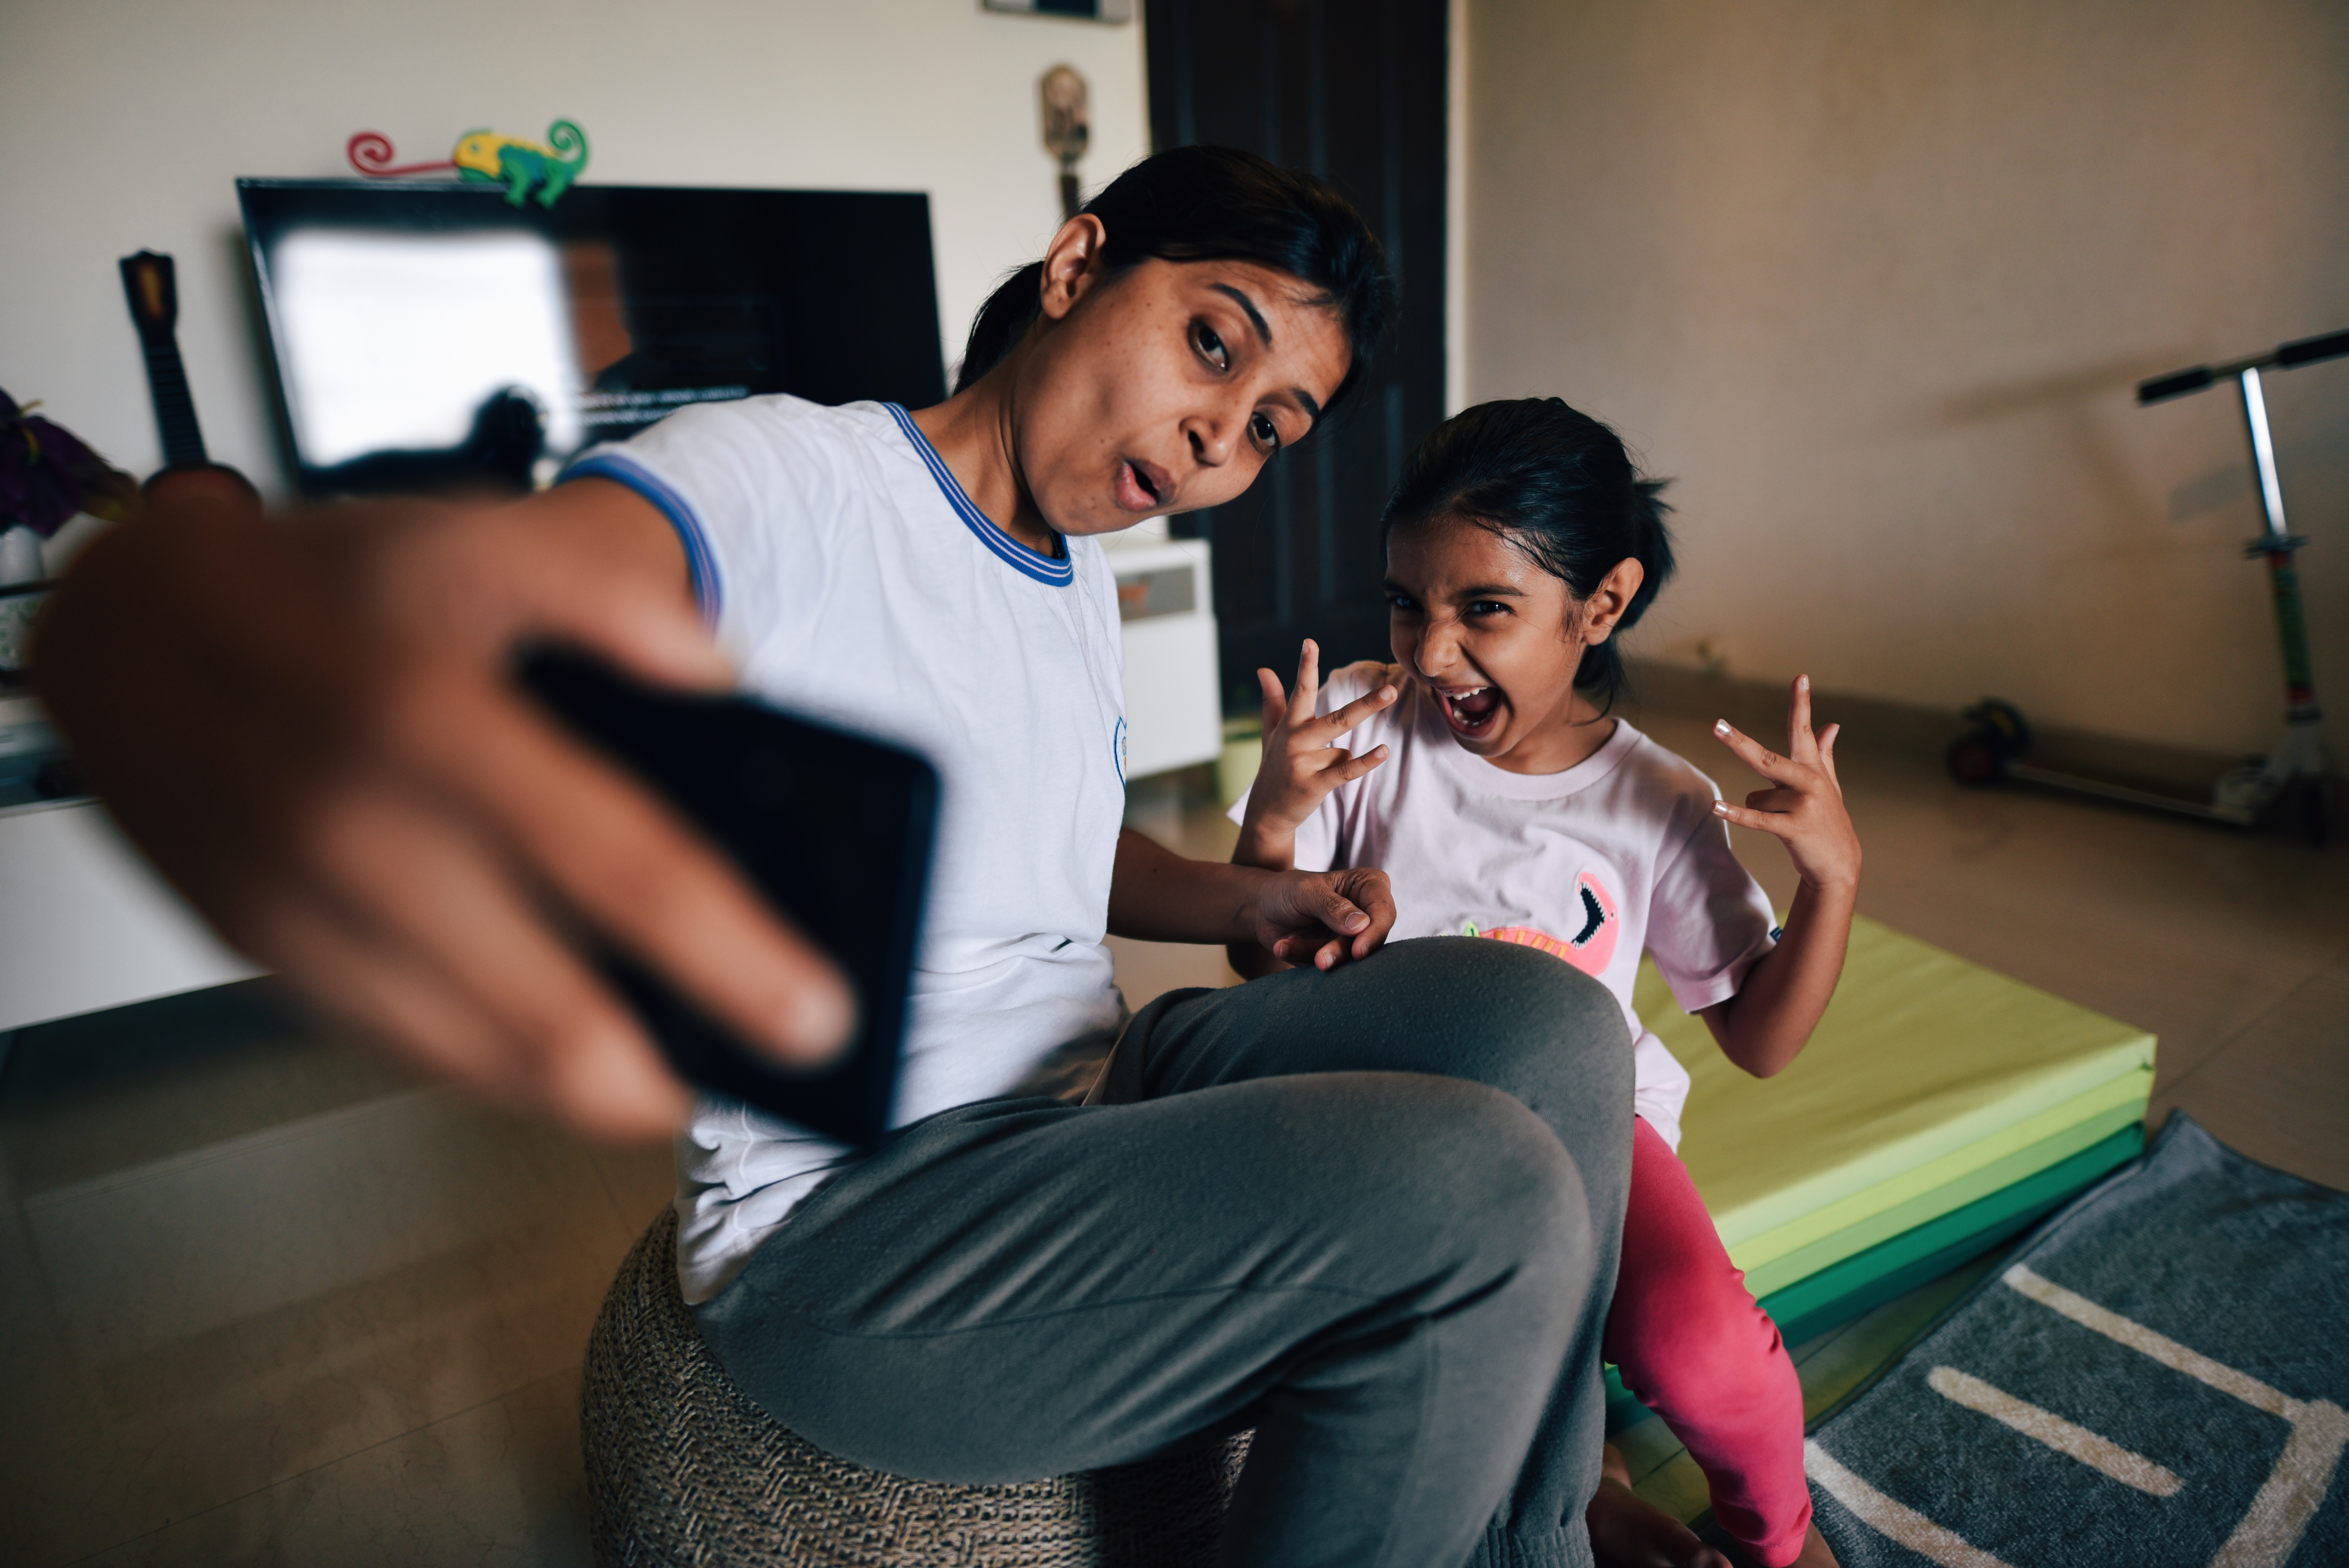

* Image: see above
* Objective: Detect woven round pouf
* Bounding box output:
[581,1208,1251,1567]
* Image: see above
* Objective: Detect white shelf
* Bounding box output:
[0,795,261,1033]
[1108,536,1223,781]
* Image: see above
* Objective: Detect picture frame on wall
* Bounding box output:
[982,0,1133,21]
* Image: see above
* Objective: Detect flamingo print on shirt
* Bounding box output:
[1464,870,1621,979]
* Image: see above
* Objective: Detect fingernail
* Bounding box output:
[1379,686,1396,700]
[1715,719,1731,736]
[1344,912,1368,932]
[1798,674,1810,691]
[1713,800,1730,816]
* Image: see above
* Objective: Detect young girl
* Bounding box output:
[1230,397,1861,1568]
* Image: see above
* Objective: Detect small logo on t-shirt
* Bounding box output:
[1114,715,1129,784]
[1463,871,1620,978]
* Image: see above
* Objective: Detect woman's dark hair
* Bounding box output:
[954,144,1391,408]
[1382,397,1675,711]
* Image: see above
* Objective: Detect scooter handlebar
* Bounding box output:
[2139,327,2349,404]
[2137,365,2212,404]
[2276,327,2349,369]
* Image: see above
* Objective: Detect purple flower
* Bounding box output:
[1,387,141,538]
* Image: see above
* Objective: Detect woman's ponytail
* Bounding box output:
[954,261,1046,394]
[1381,398,1677,715]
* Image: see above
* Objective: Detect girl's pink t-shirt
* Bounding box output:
[1232,662,1777,1150]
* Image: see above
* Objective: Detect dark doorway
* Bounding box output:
[1144,0,1449,710]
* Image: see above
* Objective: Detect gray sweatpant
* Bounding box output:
[695,937,1633,1568]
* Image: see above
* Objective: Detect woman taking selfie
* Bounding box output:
[38,147,1633,1568]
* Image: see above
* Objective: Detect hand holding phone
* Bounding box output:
[519,647,939,1145]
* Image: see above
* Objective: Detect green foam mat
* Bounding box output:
[1603,1121,2144,1434]
[1737,1095,2148,1297]
[1754,1119,2144,1338]
[1634,916,2156,1255]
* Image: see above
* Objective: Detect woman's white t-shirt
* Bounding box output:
[1232,663,1777,1151]
[568,396,1130,1303]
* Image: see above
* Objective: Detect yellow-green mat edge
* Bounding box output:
[1731,1082,2150,1292]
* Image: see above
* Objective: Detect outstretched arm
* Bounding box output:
[1230,638,1395,874]
[1226,639,1396,975]
[1696,675,1862,1078]
[32,478,855,1140]
[1113,827,1394,973]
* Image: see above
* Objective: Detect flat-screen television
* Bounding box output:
[239,180,948,498]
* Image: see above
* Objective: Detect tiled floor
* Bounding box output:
[1,714,2341,1565]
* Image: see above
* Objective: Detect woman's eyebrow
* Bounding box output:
[1209,282,1273,345]
[1206,281,1323,426]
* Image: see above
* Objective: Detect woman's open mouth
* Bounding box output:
[1439,684,1504,740]
[1115,459,1167,512]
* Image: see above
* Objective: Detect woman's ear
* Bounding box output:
[1579,556,1647,646]
[1037,214,1112,322]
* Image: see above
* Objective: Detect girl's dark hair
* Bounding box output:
[954,144,1390,408]
[1382,397,1675,711]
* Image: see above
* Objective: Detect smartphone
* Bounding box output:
[517,647,938,1145]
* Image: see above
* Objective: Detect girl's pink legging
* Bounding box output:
[1605,1116,1812,1566]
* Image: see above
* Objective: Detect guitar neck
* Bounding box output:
[139,335,208,469]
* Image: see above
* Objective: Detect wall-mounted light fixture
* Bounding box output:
[1039,65,1091,219]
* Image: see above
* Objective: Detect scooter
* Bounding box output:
[1948,326,2349,843]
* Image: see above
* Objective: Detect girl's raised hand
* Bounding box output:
[1709,675,1862,893]
[1239,639,1397,850]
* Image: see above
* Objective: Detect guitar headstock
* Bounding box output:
[119,251,179,342]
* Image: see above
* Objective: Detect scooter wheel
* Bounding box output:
[1947,730,2006,786]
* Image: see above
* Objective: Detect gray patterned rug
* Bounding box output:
[1802,1113,2347,1568]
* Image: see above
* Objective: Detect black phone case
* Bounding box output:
[517,648,938,1145]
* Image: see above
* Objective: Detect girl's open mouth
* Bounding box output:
[1440,685,1503,739]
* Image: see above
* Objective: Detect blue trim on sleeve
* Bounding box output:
[882,403,1073,586]
[559,453,724,625]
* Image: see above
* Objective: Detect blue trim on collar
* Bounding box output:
[883,403,1073,586]
[560,453,723,625]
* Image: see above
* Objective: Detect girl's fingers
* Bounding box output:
[1818,723,1843,785]
[1329,743,1391,784]
[1258,666,1288,735]
[1713,719,1798,784]
[1712,800,1796,838]
[1308,682,1399,738]
[1290,638,1321,715]
[1788,675,1818,761]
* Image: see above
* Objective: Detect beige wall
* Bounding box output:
[1462,0,2349,755]
[0,0,1145,499]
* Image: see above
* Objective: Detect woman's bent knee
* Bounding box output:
[1359,1074,1594,1301]
[1374,938,1636,1126]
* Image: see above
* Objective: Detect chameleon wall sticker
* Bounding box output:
[346,121,590,208]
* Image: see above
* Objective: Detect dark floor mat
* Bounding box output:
[1803,1112,2348,1568]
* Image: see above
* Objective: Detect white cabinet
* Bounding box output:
[1106,536,1223,782]
[0,792,260,1033]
